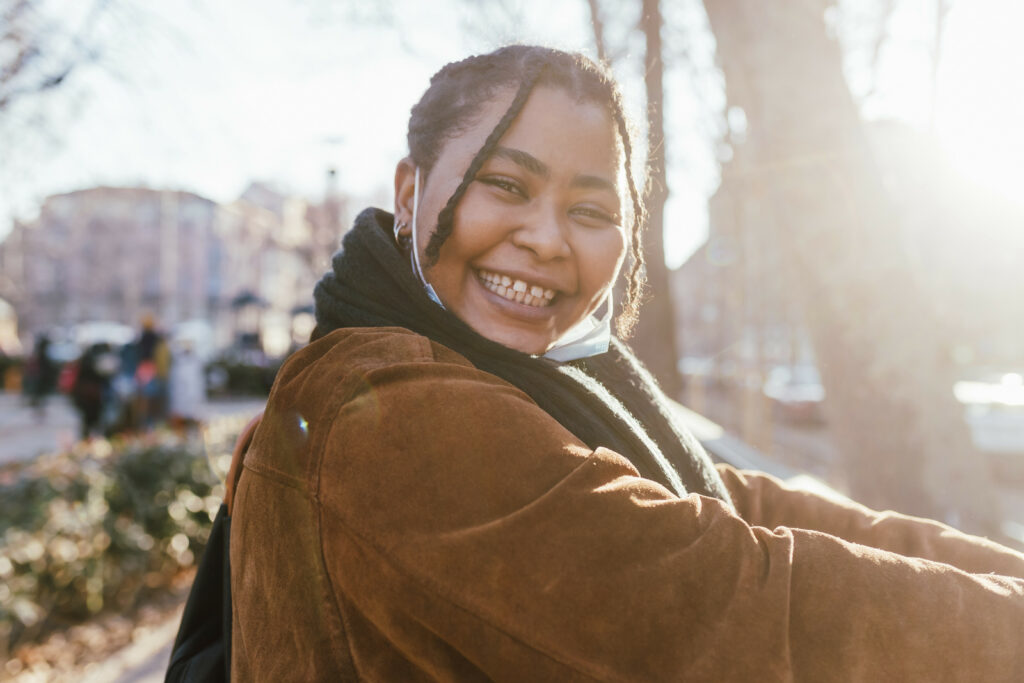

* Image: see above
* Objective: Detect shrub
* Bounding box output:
[0,421,244,659]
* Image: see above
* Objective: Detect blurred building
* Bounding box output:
[0,183,348,357]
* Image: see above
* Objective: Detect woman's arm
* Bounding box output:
[315,335,1024,680]
[717,462,1024,578]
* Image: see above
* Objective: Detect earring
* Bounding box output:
[393,219,409,248]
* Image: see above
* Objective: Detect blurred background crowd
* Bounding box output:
[23,315,216,439]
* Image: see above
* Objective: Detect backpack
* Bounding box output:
[165,415,262,682]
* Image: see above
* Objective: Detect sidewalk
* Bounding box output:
[0,393,79,465]
[82,609,180,683]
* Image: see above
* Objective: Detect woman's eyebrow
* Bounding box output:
[571,174,617,194]
[491,146,549,177]
[490,145,617,193]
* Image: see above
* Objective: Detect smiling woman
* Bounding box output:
[395,86,626,354]
[217,45,1024,681]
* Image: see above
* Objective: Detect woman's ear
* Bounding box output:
[394,157,417,225]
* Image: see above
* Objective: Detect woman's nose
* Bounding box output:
[510,208,571,261]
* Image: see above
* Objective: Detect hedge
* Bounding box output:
[0,417,247,660]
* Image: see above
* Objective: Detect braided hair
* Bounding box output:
[406,45,647,338]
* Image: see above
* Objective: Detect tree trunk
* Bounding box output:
[702,0,1001,533]
[634,0,682,398]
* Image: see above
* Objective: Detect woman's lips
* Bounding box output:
[475,268,556,308]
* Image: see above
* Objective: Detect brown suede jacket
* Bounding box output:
[230,327,1024,681]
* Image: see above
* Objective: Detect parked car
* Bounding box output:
[954,372,1024,482]
[762,365,826,424]
[677,356,740,390]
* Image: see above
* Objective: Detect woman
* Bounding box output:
[230,46,1024,681]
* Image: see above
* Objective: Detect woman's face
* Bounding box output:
[395,86,627,355]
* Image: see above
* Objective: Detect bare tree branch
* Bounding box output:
[927,0,951,131]
[863,0,897,100]
[456,0,529,48]
[585,0,608,63]
[0,0,111,113]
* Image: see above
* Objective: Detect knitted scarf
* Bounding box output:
[313,208,732,504]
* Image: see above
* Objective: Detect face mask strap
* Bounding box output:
[409,166,446,309]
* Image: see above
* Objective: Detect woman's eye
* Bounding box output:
[572,205,619,226]
[479,176,526,198]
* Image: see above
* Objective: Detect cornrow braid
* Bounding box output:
[609,96,646,339]
[424,66,544,265]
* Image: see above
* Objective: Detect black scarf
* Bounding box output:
[313,208,731,503]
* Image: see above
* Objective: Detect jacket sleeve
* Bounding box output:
[716,462,1024,578]
[318,350,1024,682]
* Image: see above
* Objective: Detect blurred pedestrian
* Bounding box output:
[105,341,141,434]
[135,314,170,428]
[169,337,205,431]
[71,342,118,439]
[25,333,56,420]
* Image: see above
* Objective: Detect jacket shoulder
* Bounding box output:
[243,327,482,488]
[275,327,472,398]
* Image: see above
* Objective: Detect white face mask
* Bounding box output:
[408,165,612,361]
[541,293,612,362]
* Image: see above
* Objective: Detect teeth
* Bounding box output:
[476,269,556,308]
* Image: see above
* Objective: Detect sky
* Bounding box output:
[2,0,1022,267]
[853,0,1024,203]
